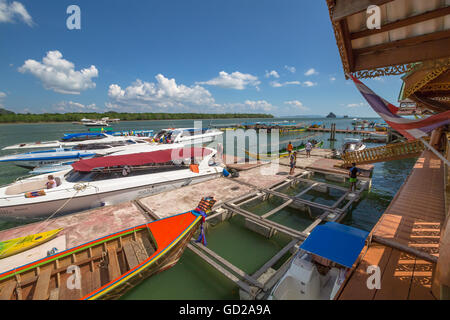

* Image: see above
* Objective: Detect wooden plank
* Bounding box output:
[140,234,156,256]
[351,6,450,40]
[408,259,437,300]
[353,36,450,72]
[131,240,149,264]
[80,267,101,297]
[338,244,392,300]
[332,0,395,21]
[187,244,252,294]
[123,243,139,270]
[107,248,121,282]
[32,268,52,300]
[49,288,59,300]
[374,249,413,300]
[261,199,293,219]
[191,242,263,289]
[0,280,17,300]
[252,239,300,279]
[58,276,82,300]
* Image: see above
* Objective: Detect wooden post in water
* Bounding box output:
[328,123,337,141]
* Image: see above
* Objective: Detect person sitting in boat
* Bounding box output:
[46,175,57,189]
[122,165,131,176]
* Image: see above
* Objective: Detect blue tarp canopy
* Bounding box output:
[300,222,369,268]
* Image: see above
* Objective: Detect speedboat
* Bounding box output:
[153,128,223,145]
[0,137,161,169]
[84,120,109,127]
[268,222,369,300]
[26,141,186,174]
[1,133,149,151]
[0,147,222,220]
[341,138,366,155]
[0,148,98,169]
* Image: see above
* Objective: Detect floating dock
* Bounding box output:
[0,147,373,300]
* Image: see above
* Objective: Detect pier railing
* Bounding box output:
[341,139,426,165]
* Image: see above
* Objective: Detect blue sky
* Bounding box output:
[0,0,403,117]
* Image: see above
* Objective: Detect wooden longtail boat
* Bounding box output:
[0,211,202,300]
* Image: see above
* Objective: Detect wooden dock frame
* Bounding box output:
[183,167,370,300]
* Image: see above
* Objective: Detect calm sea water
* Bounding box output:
[0,118,416,299]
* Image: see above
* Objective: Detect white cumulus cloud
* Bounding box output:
[302,81,317,87]
[54,101,98,112]
[346,102,366,108]
[0,0,33,26]
[304,68,318,76]
[270,81,301,88]
[196,71,260,90]
[265,70,279,79]
[18,50,98,94]
[284,100,309,112]
[107,74,217,112]
[0,91,5,108]
[284,65,296,73]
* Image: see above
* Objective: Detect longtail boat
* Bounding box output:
[245,141,324,160]
[0,211,202,300]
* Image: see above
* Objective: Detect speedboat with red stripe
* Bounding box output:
[0,147,222,219]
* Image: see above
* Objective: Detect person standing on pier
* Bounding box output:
[348,162,361,192]
[289,151,297,175]
[287,141,293,156]
[305,141,313,158]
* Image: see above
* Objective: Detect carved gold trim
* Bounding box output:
[421,83,450,93]
[352,64,415,79]
[404,65,450,99]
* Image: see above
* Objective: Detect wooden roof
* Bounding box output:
[326,0,450,79]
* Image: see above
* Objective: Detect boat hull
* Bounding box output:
[94,215,200,300]
[0,172,221,220]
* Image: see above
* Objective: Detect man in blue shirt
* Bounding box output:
[348,162,361,192]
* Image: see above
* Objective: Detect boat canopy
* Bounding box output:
[300,222,369,268]
[71,147,213,172]
[61,133,106,141]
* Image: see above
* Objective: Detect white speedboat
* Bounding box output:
[268,222,369,300]
[0,147,222,220]
[2,133,149,151]
[341,138,366,155]
[84,120,109,127]
[153,128,223,145]
[0,148,98,169]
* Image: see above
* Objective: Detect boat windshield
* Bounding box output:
[65,162,189,183]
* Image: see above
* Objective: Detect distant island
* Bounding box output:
[326,112,337,118]
[0,110,274,123]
